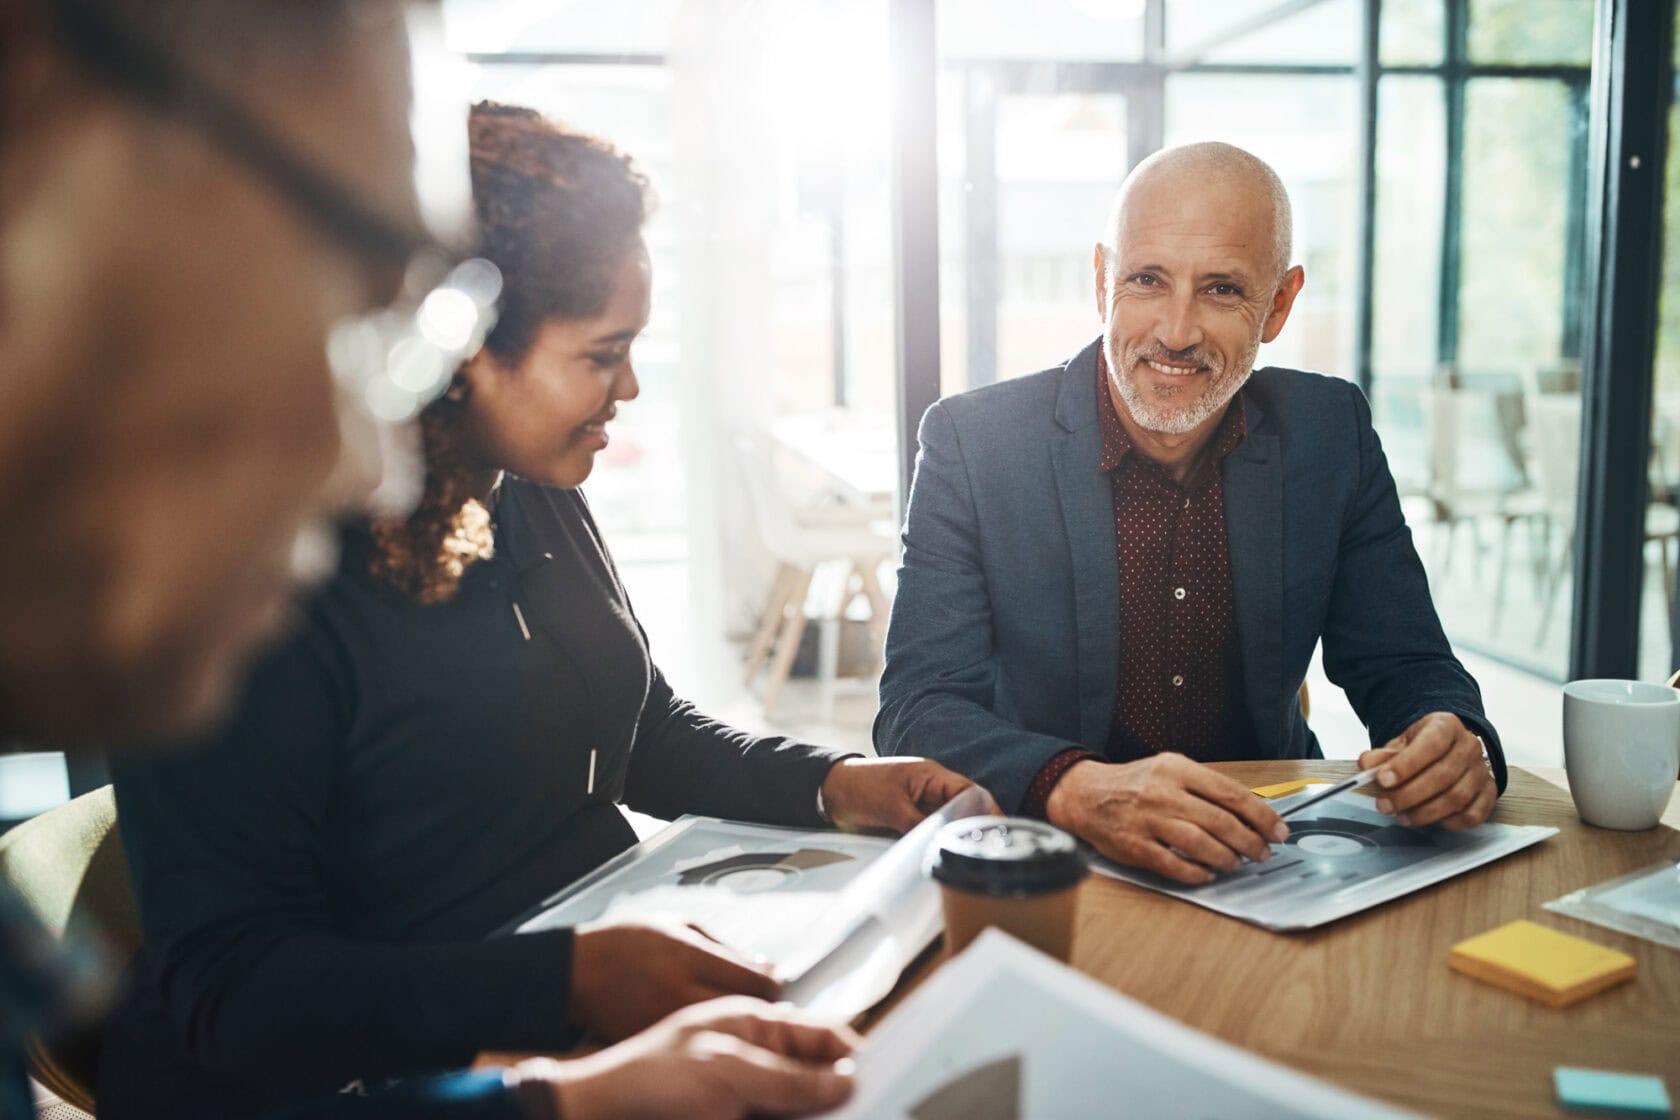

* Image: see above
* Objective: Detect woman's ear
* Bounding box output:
[452,348,499,402]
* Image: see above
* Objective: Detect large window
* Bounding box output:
[1365,0,1593,681]
[1638,19,1680,683]
[436,0,906,746]
[932,2,1362,397]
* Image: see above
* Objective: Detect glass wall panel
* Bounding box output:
[1469,0,1594,67]
[1638,28,1680,682]
[457,1,903,720]
[1387,74,1583,681]
[1164,75,1362,379]
[937,0,1145,61]
[1369,76,1447,491]
[993,93,1128,384]
[1166,0,1356,64]
[1380,0,1444,67]
[1458,79,1574,371]
[445,0,677,55]
[1187,0,1362,66]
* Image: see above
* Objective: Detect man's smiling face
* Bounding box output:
[1095,155,1303,438]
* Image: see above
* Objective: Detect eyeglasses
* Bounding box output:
[45,0,501,429]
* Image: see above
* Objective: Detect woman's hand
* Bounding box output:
[515,997,858,1120]
[570,920,781,1041]
[820,757,1000,833]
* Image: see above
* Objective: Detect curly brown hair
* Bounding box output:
[368,101,654,604]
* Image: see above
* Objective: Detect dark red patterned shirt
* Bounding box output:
[1098,348,1252,763]
[1022,352,1253,817]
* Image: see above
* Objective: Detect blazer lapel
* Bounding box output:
[1222,390,1284,752]
[1051,340,1120,750]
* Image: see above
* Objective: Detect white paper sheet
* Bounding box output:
[508,787,994,1016]
[1092,790,1558,931]
[821,929,1419,1119]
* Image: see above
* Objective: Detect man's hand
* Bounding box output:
[525,996,858,1120]
[1359,712,1496,829]
[1044,755,1287,884]
[570,921,781,1042]
[819,757,1000,834]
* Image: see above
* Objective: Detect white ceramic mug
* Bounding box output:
[1561,679,1680,830]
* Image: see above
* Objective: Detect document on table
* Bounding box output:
[1092,789,1557,931]
[819,929,1419,1119]
[505,787,994,1016]
[1545,861,1680,950]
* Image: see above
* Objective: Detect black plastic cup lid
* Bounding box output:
[925,816,1088,897]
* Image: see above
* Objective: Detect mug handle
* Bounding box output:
[1669,671,1680,779]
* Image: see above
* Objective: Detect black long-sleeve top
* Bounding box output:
[98,480,848,1119]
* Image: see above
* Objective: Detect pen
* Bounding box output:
[1276,768,1385,820]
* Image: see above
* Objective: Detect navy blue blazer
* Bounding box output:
[875,337,1505,811]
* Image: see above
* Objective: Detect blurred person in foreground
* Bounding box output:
[0,2,862,1117]
[877,142,1504,885]
[99,100,986,1118]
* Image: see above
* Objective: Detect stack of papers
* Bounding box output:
[821,930,1418,1119]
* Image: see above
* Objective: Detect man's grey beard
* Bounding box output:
[1106,339,1254,435]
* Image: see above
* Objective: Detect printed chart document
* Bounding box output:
[1094,789,1557,931]
[508,787,993,1016]
[821,929,1418,1119]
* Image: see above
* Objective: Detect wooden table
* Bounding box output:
[879,762,1680,1119]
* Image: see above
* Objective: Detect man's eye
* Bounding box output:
[589,350,627,369]
[1129,274,1158,286]
[1209,283,1243,297]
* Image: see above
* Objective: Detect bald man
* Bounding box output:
[877,142,1504,884]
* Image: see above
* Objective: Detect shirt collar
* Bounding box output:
[1095,347,1248,476]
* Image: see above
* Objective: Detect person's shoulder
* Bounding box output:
[932,349,1089,434]
[1247,365,1359,399]
[1245,367,1367,423]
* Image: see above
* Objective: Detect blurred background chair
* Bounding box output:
[1420,374,1526,581]
[0,786,138,1117]
[1525,392,1679,645]
[732,432,895,718]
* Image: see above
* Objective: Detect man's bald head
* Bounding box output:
[1091,140,1306,443]
[1102,142,1294,283]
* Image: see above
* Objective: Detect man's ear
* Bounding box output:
[1260,265,1306,344]
[1093,243,1109,320]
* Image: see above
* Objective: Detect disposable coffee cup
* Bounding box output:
[925,816,1087,961]
[1562,679,1680,831]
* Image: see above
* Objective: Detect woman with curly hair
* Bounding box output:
[98,103,987,1119]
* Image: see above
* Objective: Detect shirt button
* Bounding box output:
[1171,674,1185,687]
[1174,587,1186,600]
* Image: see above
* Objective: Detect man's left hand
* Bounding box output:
[1358,712,1496,829]
[819,757,999,834]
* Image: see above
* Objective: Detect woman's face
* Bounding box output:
[461,240,651,488]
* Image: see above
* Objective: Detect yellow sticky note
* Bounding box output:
[1449,920,1636,1008]
[1251,778,1330,799]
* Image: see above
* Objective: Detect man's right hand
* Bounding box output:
[570,921,781,1041]
[517,997,857,1120]
[1044,755,1289,883]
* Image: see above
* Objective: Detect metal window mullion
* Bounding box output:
[1436,0,1468,370]
[889,0,943,512]
[1570,0,1676,679]
[1353,0,1381,398]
